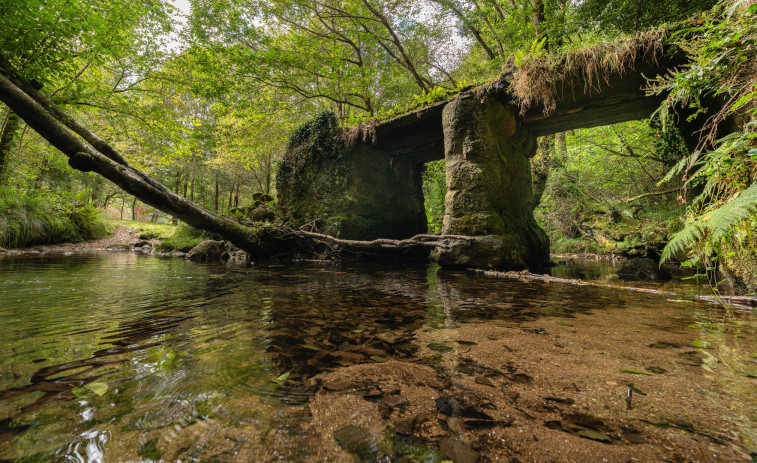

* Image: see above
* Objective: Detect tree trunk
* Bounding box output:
[531,0,547,49]
[214,173,219,213]
[530,134,555,211]
[227,179,235,210]
[120,199,124,220]
[0,110,21,181]
[131,197,138,221]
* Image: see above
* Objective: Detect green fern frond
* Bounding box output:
[662,182,757,262]
[661,221,706,262]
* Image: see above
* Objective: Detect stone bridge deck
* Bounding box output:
[371,55,680,164]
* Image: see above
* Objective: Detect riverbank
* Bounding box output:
[0,226,144,256]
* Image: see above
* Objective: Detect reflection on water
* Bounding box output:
[0,253,755,461]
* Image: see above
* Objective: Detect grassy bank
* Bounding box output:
[153,223,209,252]
[0,189,108,249]
[107,219,176,240]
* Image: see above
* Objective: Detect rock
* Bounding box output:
[185,240,229,262]
[333,425,392,461]
[249,203,276,222]
[438,436,480,463]
[170,251,187,257]
[432,235,528,269]
[617,257,671,281]
[133,240,151,248]
[436,396,462,417]
[252,192,274,203]
[106,243,132,252]
[719,230,757,295]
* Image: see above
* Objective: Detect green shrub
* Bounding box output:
[0,188,107,248]
[138,231,159,240]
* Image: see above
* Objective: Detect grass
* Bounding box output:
[107,219,176,240]
[509,28,667,114]
[154,223,209,252]
[0,188,108,249]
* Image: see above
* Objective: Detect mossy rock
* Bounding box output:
[276,111,426,240]
[186,240,229,262]
[618,257,671,281]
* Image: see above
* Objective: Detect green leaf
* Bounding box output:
[621,369,652,375]
[86,382,108,396]
[71,386,89,398]
[275,371,291,382]
[302,344,320,351]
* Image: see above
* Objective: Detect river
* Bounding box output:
[1,253,755,462]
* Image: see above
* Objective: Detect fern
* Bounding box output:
[662,182,757,261]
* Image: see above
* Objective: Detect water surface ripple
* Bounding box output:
[0,253,755,462]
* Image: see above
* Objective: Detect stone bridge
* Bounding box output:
[277,54,684,269]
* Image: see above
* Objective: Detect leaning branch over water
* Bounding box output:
[0,64,471,260]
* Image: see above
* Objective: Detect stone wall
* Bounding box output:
[432,98,550,269]
[276,112,427,240]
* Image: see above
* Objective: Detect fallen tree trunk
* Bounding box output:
[0,67,469,260]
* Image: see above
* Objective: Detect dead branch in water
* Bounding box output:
[473,269,757,310]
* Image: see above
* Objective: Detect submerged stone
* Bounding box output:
[618,257,671,281]
[333,425,392,462]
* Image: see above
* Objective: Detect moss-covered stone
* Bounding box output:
[720,225,757,295]
[433,98,549,269]
[186,240,229,262]
[276,112,426,240]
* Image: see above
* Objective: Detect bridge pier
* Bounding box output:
[432,98,550,269]
[276,113,427,241]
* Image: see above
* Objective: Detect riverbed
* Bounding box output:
[1,252,756,462]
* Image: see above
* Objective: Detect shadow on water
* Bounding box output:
[0,253,755,461]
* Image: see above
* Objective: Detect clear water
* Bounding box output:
[0,253,755,462]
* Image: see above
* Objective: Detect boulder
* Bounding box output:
[186,240,229,262]
[618,257,671,281]
[249,203,276,222]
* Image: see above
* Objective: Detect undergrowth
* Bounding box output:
[0,188,107,248]
[154,223,208,252]
[108,219,176,240]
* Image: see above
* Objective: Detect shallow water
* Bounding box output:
[0,253,756,462]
